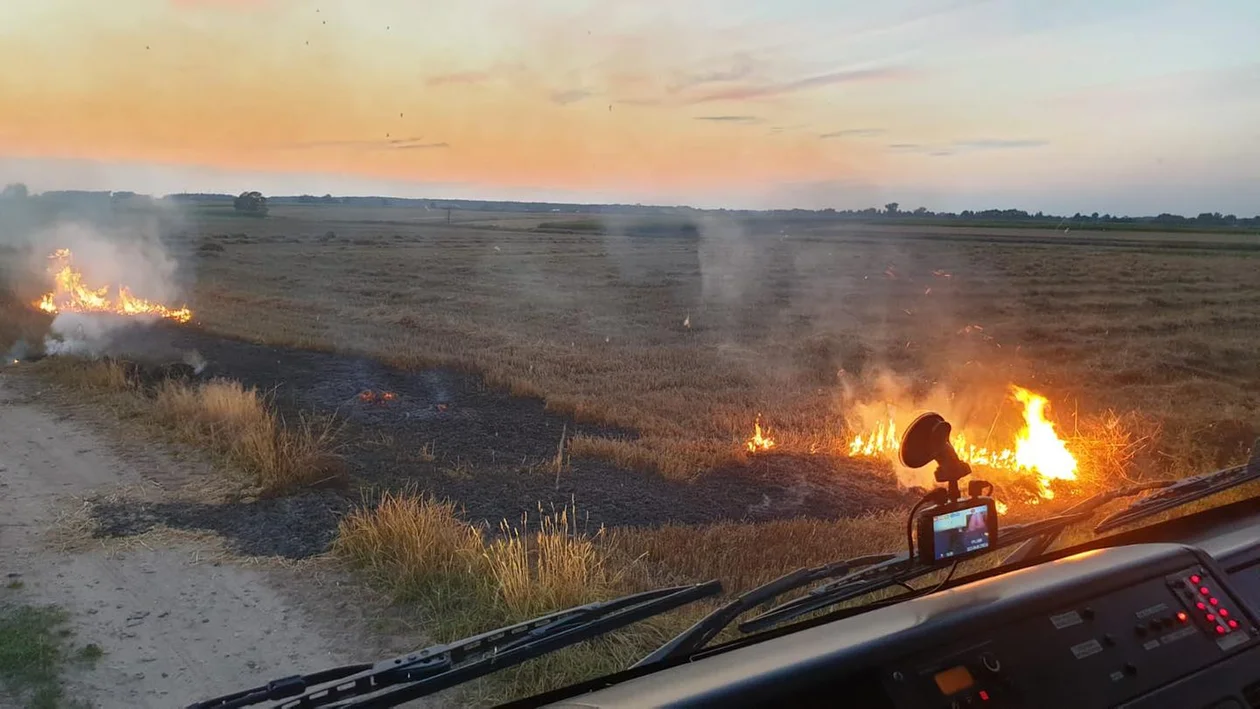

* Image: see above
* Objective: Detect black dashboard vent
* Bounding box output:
[1243,679,1260,708]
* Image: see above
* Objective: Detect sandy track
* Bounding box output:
[0,374,412,708]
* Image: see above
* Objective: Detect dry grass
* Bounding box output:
[29,357,343,496]
[180,206,1260,487]
[153,379,343,493]
[335,492,609,630]
[333,487,911,702]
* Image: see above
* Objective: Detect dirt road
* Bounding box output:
[0,373,400,708]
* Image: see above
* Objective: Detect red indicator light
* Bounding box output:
[1190,575,1201,584]
[1228,620,1238,629]
[979,690,991,701]
[1207,613,1216,622]
[1209,598,1219,606]
[1196,602,1207,610]
[1219,609,1229,617]
[1200,587,1211,595]
[1215,625,1226,635]
[1176,612,1187,622]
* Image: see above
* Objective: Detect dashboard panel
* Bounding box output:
[533,501,1260,709]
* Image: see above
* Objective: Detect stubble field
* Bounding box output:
[5,200,1259,703]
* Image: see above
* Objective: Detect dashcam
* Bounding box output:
[919,499,998,564]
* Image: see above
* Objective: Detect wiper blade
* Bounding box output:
[735,482,1171,636]
[1094,443,1260,534]
[634,553,897,667]
[187,580,721,709]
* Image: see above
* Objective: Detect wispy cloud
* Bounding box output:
[669,54,755,92]
[394,141,450,150]
[820,128,885,139]
[694,115,760,123]
[550,89,592,105]
[953,139,1049,150]
[281,137,450,151]
[690,66,910,103]
[886,138,1048,156]
[427,71,491,87]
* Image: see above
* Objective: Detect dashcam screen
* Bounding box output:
[932,504,992,561]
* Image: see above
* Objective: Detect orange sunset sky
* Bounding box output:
[1,0,1258,213]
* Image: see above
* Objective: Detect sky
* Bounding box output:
[1,0,1258,214]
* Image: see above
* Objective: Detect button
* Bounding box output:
[1102,634,1116,647]
[1134,624,1147,637]
[980,652,1001,673]
[1122,663,1138,676]
[1081,607,1096,621]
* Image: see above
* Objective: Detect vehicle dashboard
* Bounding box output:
[533,499,1260,709]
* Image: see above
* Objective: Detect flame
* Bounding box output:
[34,249,191,323]
[846,385,1078,499]
[746,415,776,453]
[359,390,398,403]
[995,500,1009,515]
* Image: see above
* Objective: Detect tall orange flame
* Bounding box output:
[847,385,1078,499]
[34,249,192,323]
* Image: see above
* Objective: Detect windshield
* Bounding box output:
[1,1,1258,707]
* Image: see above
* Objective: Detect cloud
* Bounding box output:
[690,66,910,103]
[280,136,450,151]
[886,139,1049,155]
[953,139,1049,150]
[394,141,450,150]
[694,115,760,123]
[550,89,592,105]
[427,71,491,87]
[669,54,756,92]
[820,128,885,139]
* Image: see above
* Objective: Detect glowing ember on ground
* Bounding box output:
[359,390,398,403]
[746,415,776,453]
[847,385,1078,499]
[34,249,192,323]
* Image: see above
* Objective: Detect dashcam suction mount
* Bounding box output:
[900,412,973,504]
[902,412,1000,565]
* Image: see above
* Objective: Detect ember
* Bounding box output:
[359,390,398,403]
[35,248,192,323]
[847,385,1078,499]
[746,415,776,454]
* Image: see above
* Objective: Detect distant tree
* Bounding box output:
[1,182,28,199]
[884,202,900,215]
[913,206,927,216]
[233,191,269,216]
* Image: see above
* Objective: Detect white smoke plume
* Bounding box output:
[30,220,187,358]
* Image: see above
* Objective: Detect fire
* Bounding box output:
[847,385,1078,499]
[34,249,192,323]
[359,390,398,403]
[746,415,776,454]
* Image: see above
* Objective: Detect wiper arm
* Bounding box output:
[187,580,721,709]
[1094,443,1260,533]
[634,553,897,667]
[734,482,1173,636]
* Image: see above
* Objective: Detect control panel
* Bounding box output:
[882,564,1257,708]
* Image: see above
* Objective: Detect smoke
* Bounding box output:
[7,216,189,359]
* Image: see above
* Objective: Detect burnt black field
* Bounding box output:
[85,321,914,558]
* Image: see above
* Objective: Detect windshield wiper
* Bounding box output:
[1094,442,1260,533]
[188,580,720,709]
[640,481,1186,666]
[633,553,897,667]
